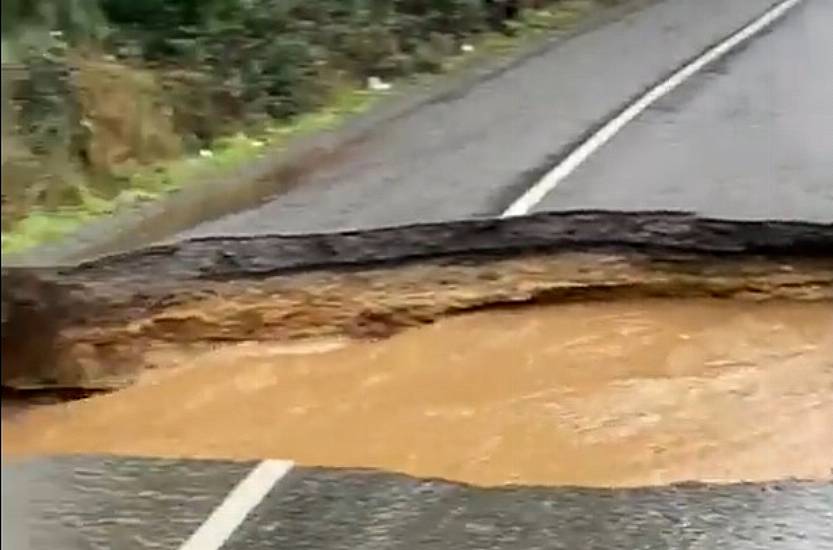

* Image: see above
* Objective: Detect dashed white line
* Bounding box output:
[178,459,294,550]
[500,0,805,218]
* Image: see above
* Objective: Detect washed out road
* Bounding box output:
[177,0,833,239]
[6,0,833,548]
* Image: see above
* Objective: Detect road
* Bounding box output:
[532,0,833,221]
[6,1,833,548]
[175,0,829,239]
[3,456,833,550]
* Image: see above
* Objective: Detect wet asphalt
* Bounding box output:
[176,0,797,239]
[534,0,833,221]
[1,456,252,550]
[3,456,833,550]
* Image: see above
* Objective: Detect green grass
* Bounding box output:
[117,85,383,199]
[2,88,383,254]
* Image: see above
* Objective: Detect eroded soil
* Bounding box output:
[4,298,832,487]
[4,251,832,390]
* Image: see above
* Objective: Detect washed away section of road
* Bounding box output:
[2,211,833,486]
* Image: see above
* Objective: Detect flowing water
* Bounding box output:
[3,298,832,487]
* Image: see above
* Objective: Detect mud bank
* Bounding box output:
[3,212,833,390]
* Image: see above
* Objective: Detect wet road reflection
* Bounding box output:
[3,456,833,550]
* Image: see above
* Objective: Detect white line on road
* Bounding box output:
[500,0,805,217]
[178,459,294,550]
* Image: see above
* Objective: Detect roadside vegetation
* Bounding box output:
[2,0,615,253]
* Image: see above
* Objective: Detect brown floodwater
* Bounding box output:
[3,298,832,487]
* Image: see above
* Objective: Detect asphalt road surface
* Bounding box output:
[177,0,814,239]
[533,0,833,221]
[4,456,833,550]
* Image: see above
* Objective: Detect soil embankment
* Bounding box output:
[3,211,832,390]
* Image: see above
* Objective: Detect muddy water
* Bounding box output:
[3,299,833,487]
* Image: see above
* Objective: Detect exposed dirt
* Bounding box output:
[4,298,832,487]
[4,250,833,390]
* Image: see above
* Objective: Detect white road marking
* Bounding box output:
[178,459,294,550]
[501,0,805,217]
